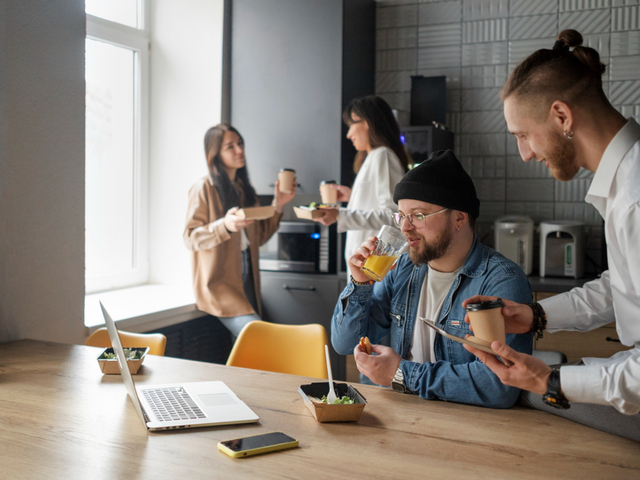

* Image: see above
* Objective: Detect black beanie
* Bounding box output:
[393,150,480,218]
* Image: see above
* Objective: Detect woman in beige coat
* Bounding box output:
[184,124,296,337]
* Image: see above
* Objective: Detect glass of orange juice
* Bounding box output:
[361,225,408,282]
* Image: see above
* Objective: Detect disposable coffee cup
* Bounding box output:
[320,180,338,205]
[465,299,506,347]
[278,168,296,194]
[361,225,408,282]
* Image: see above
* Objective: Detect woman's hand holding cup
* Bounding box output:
[332,184,352,203]
[273,176,296,213]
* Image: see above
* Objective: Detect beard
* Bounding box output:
[546,131,579,181]
[408,225,453,266]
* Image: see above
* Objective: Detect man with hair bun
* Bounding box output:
[463,29,640,442]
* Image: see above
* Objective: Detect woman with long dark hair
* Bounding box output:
[314,95,410,264]
[184,124,296,337]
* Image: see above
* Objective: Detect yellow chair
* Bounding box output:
[85,327,167,356]
[226,321,329,379]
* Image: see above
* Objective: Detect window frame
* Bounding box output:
[85,9,150,294]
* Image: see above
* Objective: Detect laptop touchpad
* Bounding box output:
[198,393,238,406]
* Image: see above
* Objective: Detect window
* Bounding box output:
[85,2,149,293]
[86,0,140,29]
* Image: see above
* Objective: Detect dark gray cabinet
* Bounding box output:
[260,271,345,380]
[230,0,375,195]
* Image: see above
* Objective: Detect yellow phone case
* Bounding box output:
[217,433,299,458]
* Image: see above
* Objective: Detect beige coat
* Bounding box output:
[183,176,281,318]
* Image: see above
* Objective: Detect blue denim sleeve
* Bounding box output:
[330,270,399,355]
[402,260,534,409]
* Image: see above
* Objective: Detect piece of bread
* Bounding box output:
[359,336,372,355]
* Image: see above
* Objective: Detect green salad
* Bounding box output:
[320,395,355,405]
[100,348,144,360]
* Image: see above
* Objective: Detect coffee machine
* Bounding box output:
[494,216,534,275]
[539,221,585,278]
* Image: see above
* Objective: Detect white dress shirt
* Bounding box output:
[541,118,640,414]
[338,146,406,262]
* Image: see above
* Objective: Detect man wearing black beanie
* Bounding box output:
[330,150,534,408]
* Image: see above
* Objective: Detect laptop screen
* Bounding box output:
[100,302,150,426]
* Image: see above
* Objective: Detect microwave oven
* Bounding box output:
[259,221,336,273]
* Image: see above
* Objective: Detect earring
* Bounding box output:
[564,130,574,140]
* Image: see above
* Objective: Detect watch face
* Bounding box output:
[391,381,404,393]
[543,394,569,409]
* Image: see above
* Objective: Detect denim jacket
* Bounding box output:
[331,235,533,408]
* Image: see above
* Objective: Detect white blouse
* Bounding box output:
[338,146,406,263]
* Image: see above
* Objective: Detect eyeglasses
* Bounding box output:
[393,208,448,228]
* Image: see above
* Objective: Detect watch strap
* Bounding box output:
[543,368,570,409]
[391,366,407,393]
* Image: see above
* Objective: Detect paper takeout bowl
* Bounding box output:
[97,347,149,375]
[293,206,324,220]
[235,206,275,220]
[298,382,367,422]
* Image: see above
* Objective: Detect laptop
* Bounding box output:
[100,302,259,431]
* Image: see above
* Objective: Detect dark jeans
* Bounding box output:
[218,249,261,338]
[518,362,640,443]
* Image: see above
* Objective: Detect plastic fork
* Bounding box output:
[325,345,337,404]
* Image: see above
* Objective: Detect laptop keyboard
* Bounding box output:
[142,387,207,422]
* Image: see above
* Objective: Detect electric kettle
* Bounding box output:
[494,216,534,275]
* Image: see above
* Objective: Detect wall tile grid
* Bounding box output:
[376,0,640,274]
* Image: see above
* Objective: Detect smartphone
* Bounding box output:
[217,432,299,458]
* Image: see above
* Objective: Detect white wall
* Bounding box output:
[148,0,224,287]
[0,0,86,344]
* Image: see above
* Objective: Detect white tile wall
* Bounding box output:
[611,30,640,55]
[462,41,509,65]
[511,0,558,16]
[611,5,640,30]
[418,44,462,68]
[461,110,506,132]
[378,27,419,50]
[460,64,508,87]
[582,33,611,57]
[376,0,640,271]
[510,14,557,40]
[610,55,640,80]
[461,87,503,111]
[418,24,462,47]
[419,1,462,25]
[559,8,611,33]
[506,179,556,202]
[462,18,509,43]
[462,0,509,20]
[560,0,612,11]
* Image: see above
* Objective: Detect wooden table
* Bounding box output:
[1,340,639,479]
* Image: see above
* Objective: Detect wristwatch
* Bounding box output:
[542,368,570,409]
[391,367,408,393]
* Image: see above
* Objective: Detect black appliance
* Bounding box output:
[259,221,336,274]
[401,125,454,164]
[410,75,446,127]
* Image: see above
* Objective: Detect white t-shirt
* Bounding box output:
[338,146,406,263]
[408,267,459,364]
